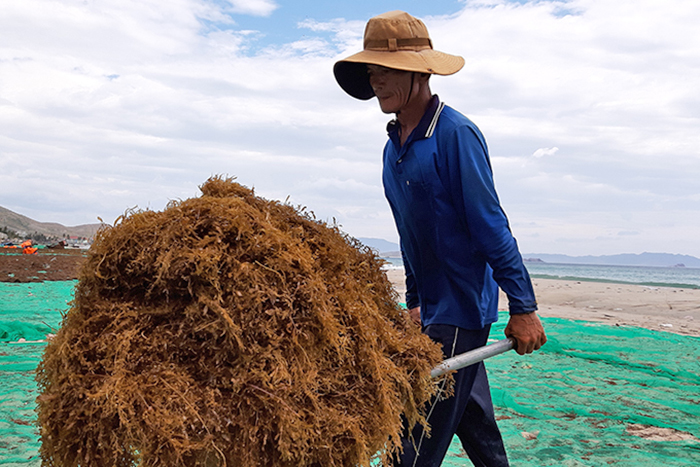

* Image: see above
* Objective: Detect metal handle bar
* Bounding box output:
[430,338,515,378]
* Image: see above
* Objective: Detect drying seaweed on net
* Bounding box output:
[36,176,446,467]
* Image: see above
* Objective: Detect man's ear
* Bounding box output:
[417,73,432,89]
[417,73,431,84]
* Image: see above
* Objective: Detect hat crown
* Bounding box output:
[363,11,432,52]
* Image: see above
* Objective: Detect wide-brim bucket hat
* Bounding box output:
[334,10,465,100]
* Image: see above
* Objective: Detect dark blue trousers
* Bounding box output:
[392,324,510,467]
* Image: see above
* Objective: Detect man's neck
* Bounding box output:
[396,91,432,146]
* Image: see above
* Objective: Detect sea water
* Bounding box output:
[524,262,700,288]
[382,257,700,289]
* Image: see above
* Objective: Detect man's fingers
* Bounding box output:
[505,312,547,355]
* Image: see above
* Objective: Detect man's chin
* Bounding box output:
[377,100,398,114]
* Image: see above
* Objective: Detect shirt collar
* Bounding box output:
[386,95,445,147]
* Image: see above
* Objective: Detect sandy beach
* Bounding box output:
[385,269,700,337]
[2,250,699,337]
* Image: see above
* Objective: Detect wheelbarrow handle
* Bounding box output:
[430,338,515,378]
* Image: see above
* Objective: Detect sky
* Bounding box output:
[1,0,699,257]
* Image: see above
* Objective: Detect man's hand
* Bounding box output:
[408,306,421,325]
[504,312,547,355]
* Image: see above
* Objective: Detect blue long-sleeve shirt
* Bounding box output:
[382,96,537,330]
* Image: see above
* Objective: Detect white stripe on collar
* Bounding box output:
[425,101,445,138]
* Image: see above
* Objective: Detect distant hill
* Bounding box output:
[523,252,700,268]
[358,240,700,268]
[357,237,399,254]
[0,205,103,240]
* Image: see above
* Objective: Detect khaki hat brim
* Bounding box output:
[334,49,465,100]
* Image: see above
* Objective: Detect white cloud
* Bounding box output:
[532,147,559,158]
[1,0,699,256]
[226,0,278,17]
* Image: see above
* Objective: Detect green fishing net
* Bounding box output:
[2,284,699,466]
[477,315,700,466]
[0,282,71,464]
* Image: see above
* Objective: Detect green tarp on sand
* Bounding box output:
[1,281,698,466]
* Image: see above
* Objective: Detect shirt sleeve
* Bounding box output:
[443,124,538,315]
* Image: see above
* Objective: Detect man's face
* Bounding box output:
[367,65,414,114]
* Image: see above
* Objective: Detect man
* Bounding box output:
[333,11,547,467]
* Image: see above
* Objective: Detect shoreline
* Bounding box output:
[385,269,700,338]
[529,273,700,290]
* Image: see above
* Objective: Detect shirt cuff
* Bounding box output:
[508,303,538,315]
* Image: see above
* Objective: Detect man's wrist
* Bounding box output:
[509,308,537,316]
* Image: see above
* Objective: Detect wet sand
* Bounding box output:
[385,269,700,337]
[0,249,86,282]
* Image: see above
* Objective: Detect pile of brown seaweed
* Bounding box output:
[36,176,444,467]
